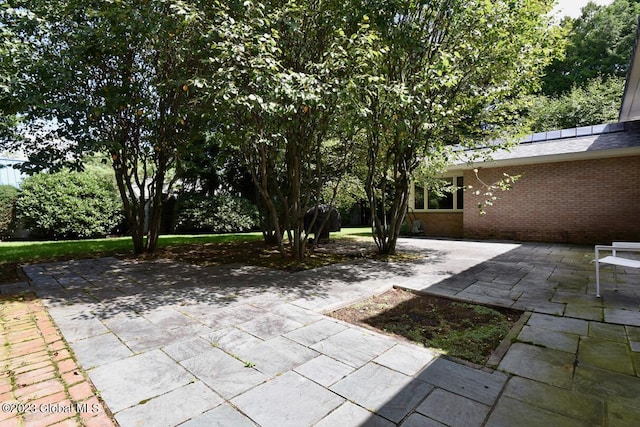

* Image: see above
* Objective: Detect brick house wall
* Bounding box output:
[462,155,640,244]
[410,211,463,238]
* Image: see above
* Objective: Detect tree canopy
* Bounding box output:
[524,0,640,132]
[1,0,564,257]
[349,0,563,253]
[2,0,214,253]
[528,77,625,132]
[203,0,368,258]
[542,0,640,96]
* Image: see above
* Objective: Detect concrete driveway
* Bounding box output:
[4,238,640,426]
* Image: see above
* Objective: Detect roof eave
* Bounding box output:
[448,146,640,171]
[619,16,640,122]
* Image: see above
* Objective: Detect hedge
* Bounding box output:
[16,171,122,239]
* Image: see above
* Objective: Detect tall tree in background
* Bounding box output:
[3,1,213,253]
[543,0,640,96]
[205,0,366,259]
[528,77,625,132]
[525,0,640,131]
[351,0,562,254]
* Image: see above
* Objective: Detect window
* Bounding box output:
[412,176,463,211]
[428,178,454,209]
[456,176,464,210]
[414,184,425,210]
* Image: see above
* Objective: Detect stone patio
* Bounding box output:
[1,238,639,426]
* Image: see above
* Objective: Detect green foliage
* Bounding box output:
[206,0,366,258]
[16,171,122,240]
[3,1,216,253]
[3,0,566,258]
[350,0,563,254]
[428,303,511,365]
[0,185,19,239]
[174,193,259,234]
[543,0,640,96]
[527,77,624,131]
[429,322,509,365]
[321,174,366,216]
[0,6,32,136]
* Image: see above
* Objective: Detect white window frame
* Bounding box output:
[410,174,464,212]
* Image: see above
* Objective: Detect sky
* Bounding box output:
[552,0,614,19]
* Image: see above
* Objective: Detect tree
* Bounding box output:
[0,5,31,136]
[204,0,365,259]
[542,0,640,96]
[3,1,214,253]
[528,77,624,132]
[350,0,563,254]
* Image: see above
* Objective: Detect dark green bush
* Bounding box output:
[0,185,19,240]
[174,192,259,233]
[16,171,122,239]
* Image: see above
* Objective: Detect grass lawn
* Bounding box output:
[0,227,373,283]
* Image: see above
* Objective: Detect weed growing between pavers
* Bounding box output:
[330,288,522,365]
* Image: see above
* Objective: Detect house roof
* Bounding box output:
[449,120,640,170]
[450,15,640,171]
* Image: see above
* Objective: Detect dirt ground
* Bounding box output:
[330,288,522,365]
[137,238,382,271]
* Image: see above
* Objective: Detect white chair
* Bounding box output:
[594,242,640,298]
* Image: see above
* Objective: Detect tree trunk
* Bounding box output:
[112,159,146,254]
[366,144,412,256]
[144,168,166,252]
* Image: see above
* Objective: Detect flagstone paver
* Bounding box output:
[416,357,508,406]
[579,336,635,375]
[293,354,354,387]
[415,388,490,426]
[501,376,605,424]
[309,327,397,368]
[485,396,578,427]
[373,343,438,376]
[178,403,256,427]
[89,349,194,413]
[516,324,579,353]
[498,343,576,389]
[113,381,222,427]
[330,363,433,423]
[314,401,395,427]
[2,238,640,426]
[231,371,344,427]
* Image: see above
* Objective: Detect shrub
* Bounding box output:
[16,171,122,239]
[0,185,19,240]
[174,192,259,233]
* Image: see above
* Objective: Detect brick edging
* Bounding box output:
[1,293,117,427]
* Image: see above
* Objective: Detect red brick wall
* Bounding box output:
[462,156,640,244]
[410,212,464,238]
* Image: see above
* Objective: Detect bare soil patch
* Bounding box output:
[330,288,522,365]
